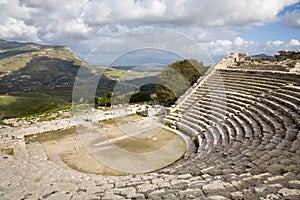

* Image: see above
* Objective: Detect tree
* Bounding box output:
[156,59,204,105]
[95,92,112,107]
[129,91,151,103]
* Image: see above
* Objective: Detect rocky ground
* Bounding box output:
[1,141,300,199]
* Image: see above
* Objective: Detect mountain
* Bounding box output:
[0,40,120,119]
[251,53,273,59]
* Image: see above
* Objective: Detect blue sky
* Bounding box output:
[241,2,300,44]
[280,1,300,14]
[0,0,299,65]
[242,22,300,43]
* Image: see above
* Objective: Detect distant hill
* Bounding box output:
[112,65,136,70]
[251,54,273,59]
[0,40,119,119]
[112,65,166,72]
[0,40,85,74]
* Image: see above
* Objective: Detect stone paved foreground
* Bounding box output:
[1,142,300,199]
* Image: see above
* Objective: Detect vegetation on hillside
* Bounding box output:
[156,59,204,106]
[95,92,112,108]
[0,95,71,120]
[129,91,151,103]
[94,59,204,107]
[0,40,116,120]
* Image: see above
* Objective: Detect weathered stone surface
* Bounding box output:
[203,180,235,197]
[46,192,72,200]
[177,174,193,179]
[151,178,164,185]
[278,188,300,199]
[148,189,166,199]
[260,194,282,200]
[114,181,126,188]
[267,175,286,183]
[126,181,144,187]
[288,180,300,189]
[136,183,156,193]
[232,177,256,190]
[56,183,77,192]
[111,187,136,197]
[254,184,282,196]
[39,185,60,199]
[231,190,258,200]
[206,195,231,200]
[127,193,145,199]
[95,183,114,191]
[170,179,189,190]
[188,180,206,188]
[179,188,204,198]
[102,193,125,200]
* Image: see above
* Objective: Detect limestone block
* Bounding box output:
[202,180,235,197]
[278,188,300,199]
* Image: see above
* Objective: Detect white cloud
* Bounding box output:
[289,39,300,46]
[85,28,214,65]
[0,17,38,41]
[125,0,167,19]
[267,40,285,47]
[203,40,233,57]
[0,0,39,41]
[0,0,299,63]
[283,10,300,28]
[1,0,298,41]
[202,36,300,60]
[175,26,239,42]
[234,36,244,46]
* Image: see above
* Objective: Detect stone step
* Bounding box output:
[26,142,48,162]
[13,140,29,160]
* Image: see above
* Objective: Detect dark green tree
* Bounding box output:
[129,91,151,103]
[156,59,204,105]
[95,92,112,107]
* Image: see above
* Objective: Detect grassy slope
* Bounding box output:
[0,41,81,120]
[0,95,67,119]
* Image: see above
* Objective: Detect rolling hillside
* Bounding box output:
[0,40,120,120]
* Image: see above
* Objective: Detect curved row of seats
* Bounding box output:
[162,69,300,179]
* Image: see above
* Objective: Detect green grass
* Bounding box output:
[0,45,83,73]
[0,95,69,119]
[0,54,30,72]
[104,69,124,78]
[99,113,138,126]
[112,129,183,153]
[0,120,14,127]
[99,118,116,125]
[41,90,72,102]
[0,148,14,155]
[24,127,77,144]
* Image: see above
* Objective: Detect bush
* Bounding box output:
[95,92,112,107]
[129,92,151,103]
[156,59,204,105]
